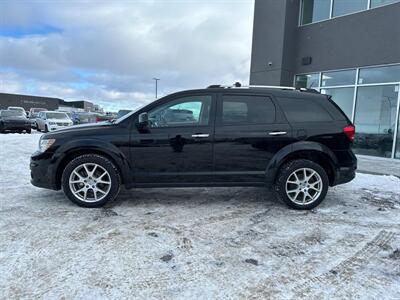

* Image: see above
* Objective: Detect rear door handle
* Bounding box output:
[269,131,287,136]
[191,133,210,138]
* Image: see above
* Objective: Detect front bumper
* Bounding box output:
[2,122,31,131]
[30,151,60,190]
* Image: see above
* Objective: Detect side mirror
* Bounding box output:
[137,112,150,133]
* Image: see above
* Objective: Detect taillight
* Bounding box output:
[343,125,355,142]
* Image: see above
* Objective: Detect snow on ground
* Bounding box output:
[0,133,399,299]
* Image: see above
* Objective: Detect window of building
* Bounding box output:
[353,85,398,158]
[321,87,354,119]
[333,0,368,17]
[221,95,275,125]
[295,73,320,89]
[294,63,400,159]
[148,95,212,128]
[321,69,356,87]
[278,98,333,122]
[371,0,399,8]
[358,65,400,84]
[300,0,331,25]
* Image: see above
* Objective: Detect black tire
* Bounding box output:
[26,128,31,134]
[44,125,49,133]
[274,159,329,210]
[61,154,121,208]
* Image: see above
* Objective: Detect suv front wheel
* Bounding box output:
[61,154,121,207]
[274,159,329,210]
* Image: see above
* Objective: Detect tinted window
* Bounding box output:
[148,95,212,128]
[221,95,275,125]
[278,97,334,122]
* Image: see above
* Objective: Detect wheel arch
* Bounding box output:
[266,141,339,186]
[53,140,132,189]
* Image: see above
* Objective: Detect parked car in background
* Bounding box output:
[31,84,356,209]
[8,106,27,117]
[117,110,132,119]
[36,111,73,132]
[71,111,97,125]
[0,109,31,133]
[29,108,46,128]
[29,108,46,118]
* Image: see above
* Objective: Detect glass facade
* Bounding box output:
[321,87,354,119]
[300,0,400,25]
[333,0,368,17]
[371,0,399,8]
[300,0,331,25]
[295,64,400,159]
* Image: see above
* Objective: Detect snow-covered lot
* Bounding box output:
[1,133,399,299]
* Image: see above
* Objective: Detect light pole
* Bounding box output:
[152,77,160,99]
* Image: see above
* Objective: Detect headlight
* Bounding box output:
[38,139,56,153]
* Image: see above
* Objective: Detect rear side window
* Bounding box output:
[221,95,275,125]
[277,97,333,122]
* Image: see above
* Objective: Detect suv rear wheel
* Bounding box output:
[61,154,121,207]
[274,159,329,210]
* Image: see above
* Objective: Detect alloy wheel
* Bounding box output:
[69,163,112,202]
[285,167,323,205]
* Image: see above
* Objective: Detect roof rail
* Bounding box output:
[206,83,320,94]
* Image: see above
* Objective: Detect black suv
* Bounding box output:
[30,85,356,209]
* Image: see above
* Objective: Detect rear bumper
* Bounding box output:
[332,150,357,186]
[333,165,356,185]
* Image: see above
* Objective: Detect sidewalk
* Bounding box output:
[356,155,400,177]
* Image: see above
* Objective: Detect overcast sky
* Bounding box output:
[0,0,254,111]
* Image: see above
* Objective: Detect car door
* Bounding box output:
[213,93,294,183]
[36,112,44,130]
[130,93,216,185]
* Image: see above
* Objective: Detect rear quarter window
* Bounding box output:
[277,97,334,122]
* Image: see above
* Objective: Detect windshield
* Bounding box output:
[46,112,69,119]
[1,110,24,117]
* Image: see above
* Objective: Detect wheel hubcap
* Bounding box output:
[285,168,322,205]
[69,163,111,203]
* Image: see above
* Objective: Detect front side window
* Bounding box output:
[333,0,368,17]
[300,0,331,25]
[220,95,275,125]
[148,95,212,128]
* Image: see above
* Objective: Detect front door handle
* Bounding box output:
[269,131,287,136]
[191,133,210,138]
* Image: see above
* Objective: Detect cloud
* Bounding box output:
[0,0,254,111]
